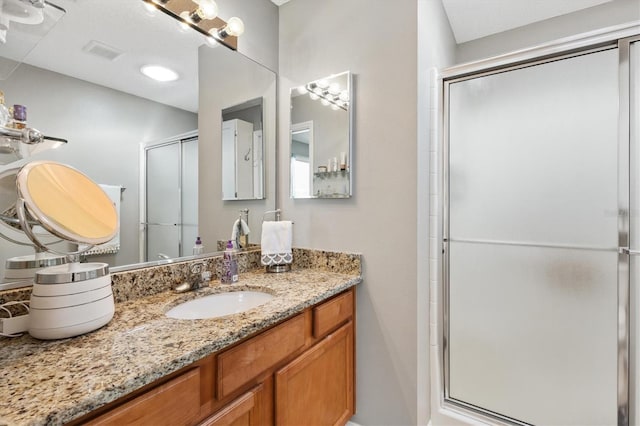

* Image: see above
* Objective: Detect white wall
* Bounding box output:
[278,0,452,423]
[0,64,197,274]
[417,2,457,424]
[456,0,640,63]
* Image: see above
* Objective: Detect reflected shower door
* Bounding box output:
[181,137,198,254]
[446,48,620,425]
[144,136,198,261]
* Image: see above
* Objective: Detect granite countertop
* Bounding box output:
[0,267,361,426]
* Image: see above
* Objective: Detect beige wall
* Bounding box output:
[280,0,422,423]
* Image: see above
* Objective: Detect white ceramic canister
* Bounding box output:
[29,262,114,340]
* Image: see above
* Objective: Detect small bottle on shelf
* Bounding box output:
[192,236,204,255]
[12,105,26,129]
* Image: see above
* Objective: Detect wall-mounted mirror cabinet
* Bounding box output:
[290,71,352,199]
[222,98,264,200]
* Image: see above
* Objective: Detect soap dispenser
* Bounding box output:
[221,240,238,284]
[193,236,204,255]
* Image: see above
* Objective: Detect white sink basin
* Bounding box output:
[166,291,274,320]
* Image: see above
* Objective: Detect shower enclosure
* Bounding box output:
[434,25,639,425]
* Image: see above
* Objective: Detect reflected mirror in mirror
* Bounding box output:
[290,71,352,199]
[222,98,264,200]
[0,0,277,284]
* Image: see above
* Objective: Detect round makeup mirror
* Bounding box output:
[15,161,118,250]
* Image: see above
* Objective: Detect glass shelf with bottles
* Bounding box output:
[313,169,350,178]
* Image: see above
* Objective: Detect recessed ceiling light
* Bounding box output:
[140,65,179,82]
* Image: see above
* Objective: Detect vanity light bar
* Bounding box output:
[142,0,242,51]
[305,82,349,111]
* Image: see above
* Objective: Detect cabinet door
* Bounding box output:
[200,386,262,426]
[87,368,201,426]
[275,322,354,426]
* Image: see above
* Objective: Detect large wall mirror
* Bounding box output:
[0,0,276,284]
[290,71,352,199]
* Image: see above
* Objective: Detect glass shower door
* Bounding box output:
[144,136,198,261]
[446,47,620,425]
[146,142,180,260]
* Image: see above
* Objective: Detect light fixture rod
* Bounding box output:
[141,0,239,50]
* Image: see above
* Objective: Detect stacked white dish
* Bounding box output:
[3,252,67,281]
[29,262,114,340]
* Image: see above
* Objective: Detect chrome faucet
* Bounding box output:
[174,262,211,293]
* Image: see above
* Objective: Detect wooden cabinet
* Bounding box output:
[75,288,355,426]
[86,368,202,426]
[217,314,306,398]
[275,322,354,426]
[200,386,262,426]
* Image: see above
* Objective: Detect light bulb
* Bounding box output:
[225,17,244,36]
[313,87,323,96]
[296,86,306,95]
[331,104,340,111]
[196,0,218,19]
[205,34,219,47]
[328,83,340,95]
[317,79,329,89]
[321,99,330,106]
[309,93,320,100]
[178,11,192,31]
[339,90,349,102]
[143,1,157,14]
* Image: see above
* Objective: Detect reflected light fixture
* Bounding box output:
[140,64,179,82]
[305,81,349,111]
[142,0,244,51]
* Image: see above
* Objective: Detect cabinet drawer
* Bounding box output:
[87,368,201,426]
[218,313,306,398]
[313,289,354,338]
[200,386,259,426]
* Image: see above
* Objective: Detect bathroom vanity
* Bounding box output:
[0,250,361,426]
[76,288,354,426]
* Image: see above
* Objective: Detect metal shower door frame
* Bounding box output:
[437,24,640,426]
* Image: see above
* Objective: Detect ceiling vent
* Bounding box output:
[82,40,123,61]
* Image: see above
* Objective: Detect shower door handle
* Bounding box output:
[620,248,640,255]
